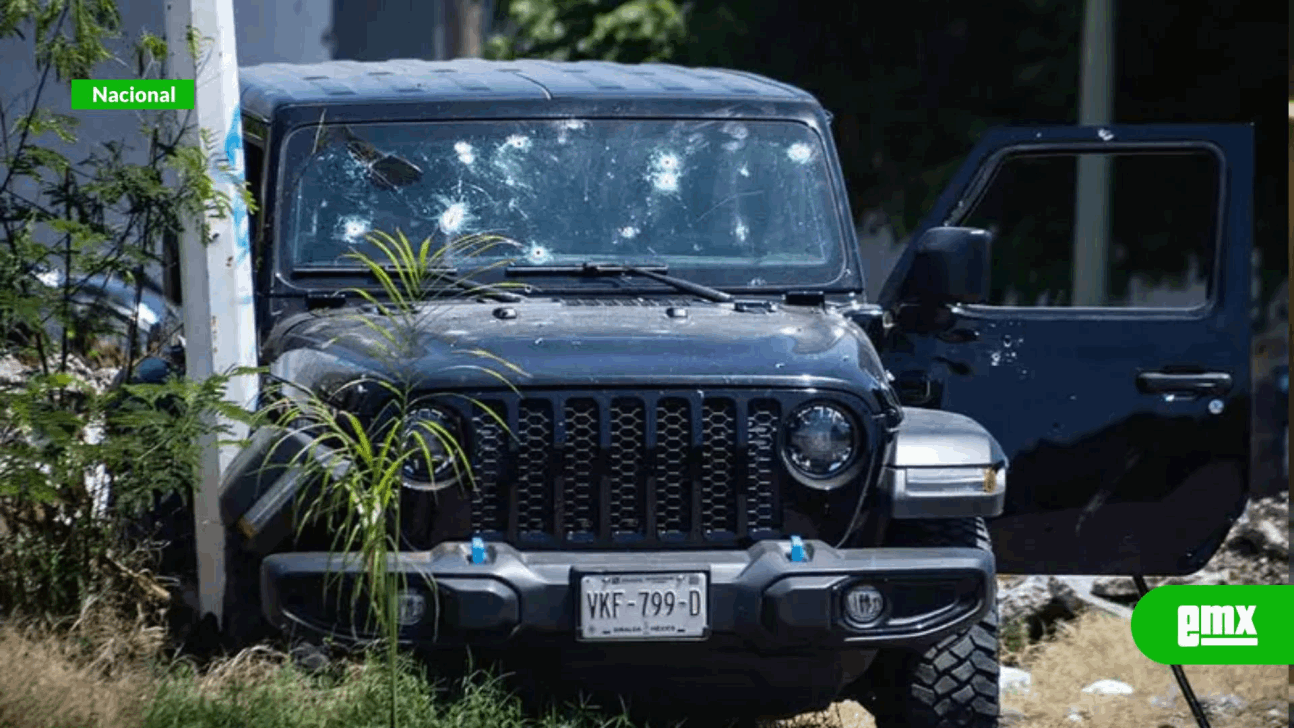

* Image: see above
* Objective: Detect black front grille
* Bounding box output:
[462,391,789,548]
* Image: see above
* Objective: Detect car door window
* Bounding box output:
[958,148,1221,308]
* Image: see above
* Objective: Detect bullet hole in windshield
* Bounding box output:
[654,172,679,192]
[648,151,683,193]
[556,119,587,145]
[787,143,813,164]
[439,201,469,234]
[619,226,639,239]
[340,215,371,242]
[526,244,552,264]
[504,134,532,151]
[454,141,475,165]
[723,122,749,139]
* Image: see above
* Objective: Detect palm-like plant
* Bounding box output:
[262,229,526,727]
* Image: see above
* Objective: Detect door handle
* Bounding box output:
[1136,371,1232,397]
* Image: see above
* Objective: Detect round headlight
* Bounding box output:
[782,402,860,484]
[402,405,464,489]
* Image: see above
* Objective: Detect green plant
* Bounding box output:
[0,1,254,624]
[0,369,252,619]
[485,0,686,63]
[259,228,527,728]
[999,616,1031,666]
[143,648,636,728]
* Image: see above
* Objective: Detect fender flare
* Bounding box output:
[880,407,1008,519]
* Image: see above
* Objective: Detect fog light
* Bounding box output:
[843,584,885,626]
[396,591,426,627]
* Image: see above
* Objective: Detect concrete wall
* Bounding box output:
[329,0,450,61]
[234,0,333,65]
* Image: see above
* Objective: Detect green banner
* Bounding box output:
[71,79,195,110]
[1130,584,1294,665]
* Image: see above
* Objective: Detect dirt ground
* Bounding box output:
[779,611,1288,728]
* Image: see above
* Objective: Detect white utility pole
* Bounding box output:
[165,0,258,627]
[1073,0,1114,306]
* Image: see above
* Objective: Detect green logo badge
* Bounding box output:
[1130,584,1294,665]
[71,80,195,110]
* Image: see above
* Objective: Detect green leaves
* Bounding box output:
[0,364,245,616]
[133,30,167,75]
[486,0,686,63]
[13,107,80,142]
[13,0,122,82]
[0,0,254,624]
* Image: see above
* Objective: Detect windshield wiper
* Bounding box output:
[505,262,734,303]
[296,265,532,303]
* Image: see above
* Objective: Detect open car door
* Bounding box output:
[876,125,1254,575]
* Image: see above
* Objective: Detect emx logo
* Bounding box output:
[1132,585,1291,665]
[1177,604,1257,647]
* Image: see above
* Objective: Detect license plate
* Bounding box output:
[579,572,708,641]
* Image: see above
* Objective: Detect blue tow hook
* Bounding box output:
[789,535,807,562]
[470,536,486,564]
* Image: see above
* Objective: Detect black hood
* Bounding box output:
[266,298,893,402]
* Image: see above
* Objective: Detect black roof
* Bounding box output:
[239,59,818,120]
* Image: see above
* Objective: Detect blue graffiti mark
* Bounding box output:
[210,106,251,266]
[224,105,242,170]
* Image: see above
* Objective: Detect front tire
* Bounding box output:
[858,517,1000,728]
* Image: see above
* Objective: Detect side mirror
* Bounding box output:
[901,227,992,305]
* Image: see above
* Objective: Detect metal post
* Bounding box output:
[165,0,258,627]
[455,0,484,58]
[1073,0,1114,306]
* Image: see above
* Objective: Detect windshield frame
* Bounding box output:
[266,106,867,299]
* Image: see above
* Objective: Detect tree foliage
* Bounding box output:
[0,0,247,621]
[486,0,685,62]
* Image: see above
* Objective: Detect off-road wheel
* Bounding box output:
[857,517,1000,728]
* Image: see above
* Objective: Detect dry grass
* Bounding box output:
[0,609,629,728]
[783,611,1288,728]
[2,606,1286,728]
[0,620,155,728]
[1001,611,1286,728]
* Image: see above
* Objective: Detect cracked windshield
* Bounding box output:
[283,118,848,290]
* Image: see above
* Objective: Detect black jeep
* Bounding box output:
[197,59,1253,726]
